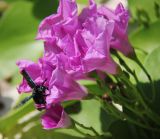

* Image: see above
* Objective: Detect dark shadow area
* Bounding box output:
[99,80,160,139]
[138,80,160,115]
[108,120,136,139]
[0,96,13,116]
[32,0,59,20]
[109,120,160,139]
[100,80,160,139]
[0,101,4,110]
[65,101,82,115]
[100,107,117,132]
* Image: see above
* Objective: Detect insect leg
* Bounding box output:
[21,69,36,89]
[14,94,34,109]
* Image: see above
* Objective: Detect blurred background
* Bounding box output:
[0,0,160,139]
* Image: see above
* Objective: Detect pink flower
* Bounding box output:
[46,66,87,104]
[16,60,42,93]
[41,104,72,129]
[37,0,125,74]
[17,58,86,129]
[16,0,134,130]
[98,3,135,57]
[78,0,97,24]
[36,0,78,41]
[76,15,119,74]
[16,58,87,104]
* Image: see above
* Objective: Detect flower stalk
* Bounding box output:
[133,55,156,101]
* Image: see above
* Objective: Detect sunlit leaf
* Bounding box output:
[130,20,160,53]
[70,99,116,134]
[139,46,160,82]
[118,50,147,83]
[0,100,35,134]
[0,1,43,79]
[22,124,87,139]
[138,47,160,118]
[128,0,160,22]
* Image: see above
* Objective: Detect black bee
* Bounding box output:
[15,69,48,111]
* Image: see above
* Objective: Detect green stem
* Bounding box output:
[104,80,151,127]
[104,83,144,118]
[118,73,160,126]
[72,119,100,136]
[114,52,151,103]
[99,97,160,133]
[134,56,155,101]
[74,126,89,137]
[115,52,139,84]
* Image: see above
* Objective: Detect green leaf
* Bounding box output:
[70,99,116,134]
[139,46,160,82]
[32,0,58,19]
[118,50,147,83]
[128,0,160,22]
[0,1,39,42]
[0,1,43,79]
[4,0,22,2]
[76,0,100,4]
[138,46,160,124]
[129,20,160,53]
[0,100,35,134]
[79,80,105,96]
[21,124,88,139]
[109,120,140,139]
[76,0,88,4]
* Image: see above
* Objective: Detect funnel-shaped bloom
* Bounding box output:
[41,104,72,129]
[17,58,86,129]
[46,66,87,104]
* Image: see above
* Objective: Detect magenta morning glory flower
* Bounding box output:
[17,59,87,103]
[16,58,86,129]
[41,104,72,129]
[17,60,43,93]
[17,0,134,130]
[75,15,119,74]
[36,0,78,41]
[46,66,87,104]
[36,0,127,75]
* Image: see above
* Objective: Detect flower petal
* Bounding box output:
[36,0,77,41]
[78,17,119,74]
[98,3,134,57]
[47,67,87,104]
[79,0,97,24]
[41,104,71,129]
[16,60,41,93]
